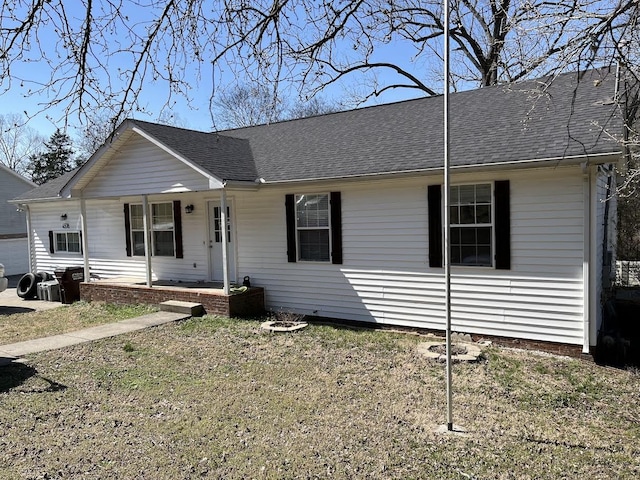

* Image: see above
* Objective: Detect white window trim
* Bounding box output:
[449,182,495,268]
[295,193,332,263]
[54,230,82,255]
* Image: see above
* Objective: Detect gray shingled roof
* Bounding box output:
[128,121,257,182]
[227,67,622,182]
[13,67,624,202]
[12,168,79,202]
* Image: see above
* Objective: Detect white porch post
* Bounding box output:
[220,188,230,295]
[25,205,35,272]
[80,197,91,282]
[142,195,153,287]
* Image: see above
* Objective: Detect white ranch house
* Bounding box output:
[12,68,630,354]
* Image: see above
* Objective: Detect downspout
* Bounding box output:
[142,195,153,287]
[220,186,230,295]
[24,204,35,272]
[80,197,91,283]
[582,163,591,354]
[601,165,614,287]
[589,168,599,349]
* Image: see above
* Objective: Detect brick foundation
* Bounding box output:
[80,282,265,318]
[310,316,588,359]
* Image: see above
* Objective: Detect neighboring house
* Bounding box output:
[0,163,35,275]
[11,67,631,353]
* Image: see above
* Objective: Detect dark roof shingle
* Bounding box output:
[14,67,625,202]
[226,67,622,182]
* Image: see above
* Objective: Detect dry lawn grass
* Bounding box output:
[1,310,639,479]
[0,301,157,345]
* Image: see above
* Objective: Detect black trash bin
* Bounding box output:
[54,267,85,304]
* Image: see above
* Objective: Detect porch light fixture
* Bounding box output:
[184,204,194,214]
[60,213,67,220]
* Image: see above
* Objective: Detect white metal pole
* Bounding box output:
[443,0,454,432]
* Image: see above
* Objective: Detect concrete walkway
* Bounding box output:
[0,311,190,366]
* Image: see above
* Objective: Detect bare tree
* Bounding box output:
[213,84,287,129]
[73,112,124,163]
[287,96,338,120]
[1,1,636,127]
[213,84,339,128]
[74,109,190,162]
[0,112,44,175]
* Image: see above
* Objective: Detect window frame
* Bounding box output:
[449,182,494,268]
[128,202,176,257]
[54,231,82,254]
[213,205,232,244]
[294,193,332,262]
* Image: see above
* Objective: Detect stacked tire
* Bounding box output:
[16,271,51,299]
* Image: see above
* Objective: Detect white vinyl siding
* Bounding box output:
[26,164,608,347]
[234,166,589,345]
[28,195,208,282]
[0,238,29,275]
[0,167,33,236]
[82,134,213,197]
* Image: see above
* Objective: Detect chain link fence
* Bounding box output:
[615,261,640,287]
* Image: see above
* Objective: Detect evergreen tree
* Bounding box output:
[28,129,76,185]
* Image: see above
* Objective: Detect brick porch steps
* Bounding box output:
[160,300,204,317]
[79,282,265,317]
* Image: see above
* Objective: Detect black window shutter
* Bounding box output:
[285,194,297,262]
[330,191,343,264]
[427,185,443,268]
[48,230,55,254]
[79,231,83,254]
[494,180,511,270]
[173,200,183,258]
[123,203,132,257]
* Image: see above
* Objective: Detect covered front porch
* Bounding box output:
[80,277,265,318]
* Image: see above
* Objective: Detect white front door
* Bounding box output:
[208,200,236,282]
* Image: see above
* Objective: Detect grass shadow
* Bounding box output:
[0,361,67,394]
[0,306,36,316]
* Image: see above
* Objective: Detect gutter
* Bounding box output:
[256,152,621,186]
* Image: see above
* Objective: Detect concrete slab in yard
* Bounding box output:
[0,274,64,315]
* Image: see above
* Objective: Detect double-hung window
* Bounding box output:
[55,231,81,253]
[129,202,175,257]
[151,203,175,256]
[285,192,342,264]
[450,184,493,266]
[428,181,510,270]
[295,194,330,262]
